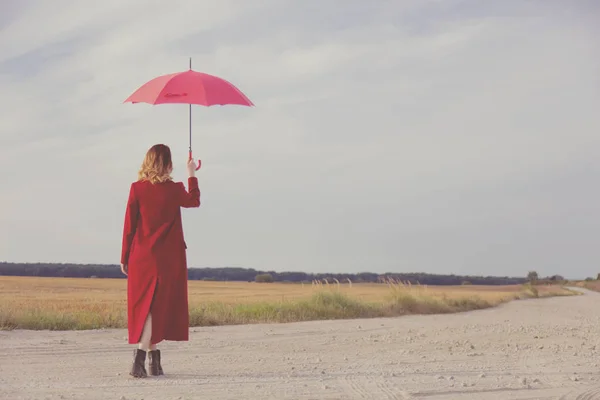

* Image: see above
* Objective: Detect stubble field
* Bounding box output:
[0,276,573,331]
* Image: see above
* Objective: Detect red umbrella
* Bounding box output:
[124,58,253,170]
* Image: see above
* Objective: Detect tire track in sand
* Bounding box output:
[560,385,600,400]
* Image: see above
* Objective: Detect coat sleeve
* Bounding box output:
[178,177,200,208]
[120,183,139,265]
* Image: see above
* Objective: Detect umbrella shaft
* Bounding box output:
[189,57,193,156]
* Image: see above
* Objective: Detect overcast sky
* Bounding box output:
[0,0,598,278]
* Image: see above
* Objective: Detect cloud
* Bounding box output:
[0,0,599,278]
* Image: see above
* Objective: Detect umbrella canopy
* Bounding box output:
[124,61,253,170]
[124,70,254,107]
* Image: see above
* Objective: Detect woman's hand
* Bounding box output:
[187,158,198,177]
[121,263,128,276]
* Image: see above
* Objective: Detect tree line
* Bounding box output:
[0,262,531,285]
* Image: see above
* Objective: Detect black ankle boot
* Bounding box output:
[130,349,148,378]
[148,350,164,376]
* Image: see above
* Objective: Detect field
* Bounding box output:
[576,280,600,292]
[0,276,574,330]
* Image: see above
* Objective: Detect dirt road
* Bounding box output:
[2,289,600,400]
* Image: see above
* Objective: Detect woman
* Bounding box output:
[120,144,200,378]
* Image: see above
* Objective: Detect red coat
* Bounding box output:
[121,177,200,344]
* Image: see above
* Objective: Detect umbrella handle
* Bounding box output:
[189,150,202,170]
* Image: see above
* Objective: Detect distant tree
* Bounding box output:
[548,275,564,282]
[255,273,274,283]
[596,273,600,281]
[527,271,539,283]
[0,262,529,286]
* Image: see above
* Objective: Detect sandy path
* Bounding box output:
[2,289,600,400]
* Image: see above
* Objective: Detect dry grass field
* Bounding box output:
[0,276,575,331]
[577,280,600,291]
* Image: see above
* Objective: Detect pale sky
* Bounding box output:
[0,0,598,278]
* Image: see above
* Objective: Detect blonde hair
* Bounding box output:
[138,144,173,184]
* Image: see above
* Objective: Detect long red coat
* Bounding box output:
[121,177,200,345]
